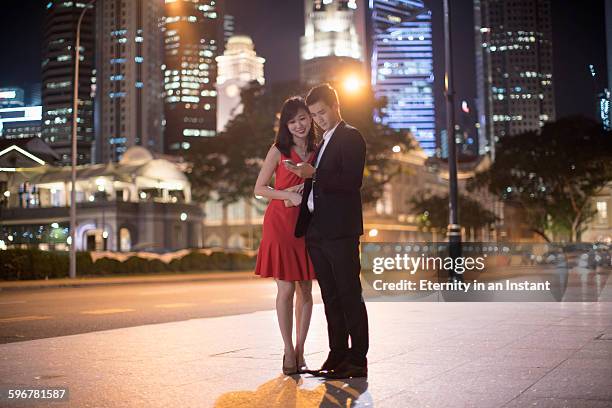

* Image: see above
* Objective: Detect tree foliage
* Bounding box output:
[410,192,498,235]
[186,81,415,205]
[468,116,612,242]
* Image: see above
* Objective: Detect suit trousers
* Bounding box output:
[306,224,369,366]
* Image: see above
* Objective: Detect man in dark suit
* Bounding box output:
[286,84,369,379]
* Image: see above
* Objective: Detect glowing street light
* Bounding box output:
[343,74,363,93]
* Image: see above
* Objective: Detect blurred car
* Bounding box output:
[564,243,610,269]
[532,247,565,266]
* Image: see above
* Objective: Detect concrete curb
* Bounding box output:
[0,271,255,292]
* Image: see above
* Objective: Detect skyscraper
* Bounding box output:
[42,0,95,165]
[474,0,555,157]
[300,0,367,85]
[162,0,221,154]
[0,87,25,108]
[605,0,612,130]
[216,35,265,133]
[94,0,164,163]
[607,0,612,95]
[368,0,436,156]
[223,14,235,46]
[0,106,42,139]
[29,84,42,107]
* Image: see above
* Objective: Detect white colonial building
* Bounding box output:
[0,145,203,252]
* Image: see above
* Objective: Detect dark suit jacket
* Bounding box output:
[295,121,366,240]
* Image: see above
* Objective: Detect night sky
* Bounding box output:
[0,0,607,122]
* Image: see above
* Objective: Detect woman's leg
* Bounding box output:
[294,280,313,365]
[295,282,303,359]
[275,279,296,364]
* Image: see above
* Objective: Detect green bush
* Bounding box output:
[229,252,257,270]
[178,252,210,271]
[0,249,92,280]
[1,249,256,280]
[75,252,93,276]
[122,256,150,275]
[0,249,31,280]
[209,251,231,270]
[168,257,182,272]
[91,257,122,275]
[148,258,170,273]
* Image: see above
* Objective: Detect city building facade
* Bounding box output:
[0,146,202,252]
[223,14,235,47]
[0,106,43,140]
[202,193,265,250]
[368,0,436,156]
[94,0,164,163]
[0,88,25,108]
[300,0,367,85]
[607,0,612,101]
[216,35,265,133]
[474,0,555,157]
[162,0,221,154]
[42,0,95,166]
[583,182,612,243]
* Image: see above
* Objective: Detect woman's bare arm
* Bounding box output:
[254,146,299,202]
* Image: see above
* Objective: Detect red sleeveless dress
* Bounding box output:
[255,148,316,281]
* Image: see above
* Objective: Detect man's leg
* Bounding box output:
[323,236,369,366]
[307,238,349,362]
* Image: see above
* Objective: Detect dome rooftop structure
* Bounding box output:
[227,35,254,47]
[119,146,154,164]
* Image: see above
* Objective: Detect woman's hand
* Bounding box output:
[284,192,302,207]
[287,162,316,179]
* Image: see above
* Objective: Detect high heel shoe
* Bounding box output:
[282,353,298,375]
[296,354,308,373]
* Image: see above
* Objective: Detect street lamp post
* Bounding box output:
[443,0,462,282]
[70,0,95,279]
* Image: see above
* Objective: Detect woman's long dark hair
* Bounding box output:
[274,97,317,157]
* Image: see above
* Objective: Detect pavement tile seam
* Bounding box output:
[505,396,612,407]
[375,386,525,408]
[499,336,604,407]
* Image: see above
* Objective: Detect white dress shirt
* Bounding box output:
[307,121,340,213]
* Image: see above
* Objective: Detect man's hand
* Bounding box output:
[285,162,315,179]
[284,192,302,207]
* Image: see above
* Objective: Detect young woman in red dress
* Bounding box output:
[254,97,317,375]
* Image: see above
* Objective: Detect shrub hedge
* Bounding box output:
[0,249,256,280]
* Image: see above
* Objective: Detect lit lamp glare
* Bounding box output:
[392,145,401,153]
[368,228,379,238]
[343,75,362,93]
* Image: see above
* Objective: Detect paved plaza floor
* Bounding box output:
[1,296,612,407]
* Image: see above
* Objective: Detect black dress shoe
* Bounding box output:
[303,356,345,376]
[320,361,367,379]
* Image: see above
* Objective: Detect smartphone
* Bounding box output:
[282,159,298,168]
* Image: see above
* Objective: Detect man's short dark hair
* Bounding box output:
[306,83,339,108]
